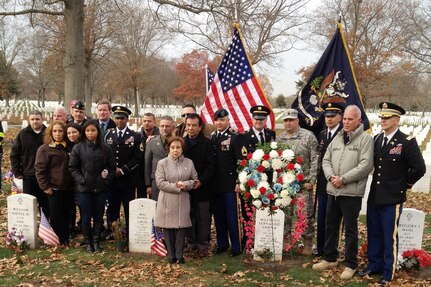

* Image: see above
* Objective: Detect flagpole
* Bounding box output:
[205,64,209,95]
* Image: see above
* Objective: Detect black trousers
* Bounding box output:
[324,195,362,269]
[48,189,72,244]
[164,228,186,261]
[23,177,50,218]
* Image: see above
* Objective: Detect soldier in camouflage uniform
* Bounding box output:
[277,108,319,255]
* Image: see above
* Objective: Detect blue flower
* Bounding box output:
[273,183,282,192]
[262,197,270,204]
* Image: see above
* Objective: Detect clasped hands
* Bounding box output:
[330,175,344,188]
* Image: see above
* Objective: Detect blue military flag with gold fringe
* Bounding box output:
[292,21,369,135]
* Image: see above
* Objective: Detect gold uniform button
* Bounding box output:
[393,159,396,161]
[378,166,381,169]
[377,181,380,184]
[379,158,382,161]
[378,173,381,176]
[401,191,404,193]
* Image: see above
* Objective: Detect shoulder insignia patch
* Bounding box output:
[406,135,415,141]
[241,146,248,157]
[140,142,144,151]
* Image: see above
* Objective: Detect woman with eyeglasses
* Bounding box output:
[154,136,198,264]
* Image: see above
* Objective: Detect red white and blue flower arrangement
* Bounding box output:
[237,141,308,253]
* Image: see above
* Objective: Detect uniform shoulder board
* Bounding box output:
[374,132,383,142]
[210,131,216,136]
[406,135,415,141]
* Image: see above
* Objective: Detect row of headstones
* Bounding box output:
[8,193,425,262]
[7,194,156,253]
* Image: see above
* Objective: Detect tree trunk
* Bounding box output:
[84,65,92,115]
[63,0,85,109]
[134,87,139,116]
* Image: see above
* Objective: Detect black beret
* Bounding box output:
[72,100,85,110]
[214,108,229,120]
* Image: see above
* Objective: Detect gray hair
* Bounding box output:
[160,115,174,122]
[345,105,361,119]
[54,106,68,115]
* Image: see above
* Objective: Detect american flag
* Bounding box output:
[11,180,20,194]
[151,220,167,257]
[200,23,275,133]
[206,66,215,91]
[38,208,60,246]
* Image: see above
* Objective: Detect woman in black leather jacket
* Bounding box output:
[69,120,115,253]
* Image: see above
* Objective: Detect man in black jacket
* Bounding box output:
[359,102,426,286]
[183,113,215,257]
[315,103,344,256]
[10,110,49,217]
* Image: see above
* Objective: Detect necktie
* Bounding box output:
[383,136,388,147]
[327,131,332,141]
[100,123,105,134]
[259,131,265,144]
[343,133,349,145]
[217,132,222,139]
[118,131,123,141]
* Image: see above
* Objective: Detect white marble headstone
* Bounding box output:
[128,198,157,253]
[253,209,284,262]
[398,208,425,253]
[7,194,38,249]
[412,164,430,193]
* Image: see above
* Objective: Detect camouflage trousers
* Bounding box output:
[284,189,315,240]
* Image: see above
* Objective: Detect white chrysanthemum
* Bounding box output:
[272,158,283,170]
[261,173,268,182]
[252,149,265,161]
[294,163,301,169]
[257,180,269,190]
[253,200,262,209]
[250,189,260,199]
[282,172,296,184]
[282,149,295,161]
[240,184,246,191]
[269,150,279,159]
[280,190,289,198]
[275,199,282,207]
[238,171,248,184]
[281,197,292,206]
[270,142,278,149]
[261,160,270,168]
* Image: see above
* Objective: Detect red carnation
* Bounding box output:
[267,193,275,200]
[244,192,251,198]
[240,160,247,167]
[257,165,265,172]
[278,177,283,183]
[297,156,303,164]
[271,206,278,210]
[247,179,255,187]
[297,173,304,181]
[263,154,270,160]
[287,163,295,170]
[246,153,252,160]
[291,199,296,205]
[263,204,269,208]
[259,187,266,194]
[278,150,283,156]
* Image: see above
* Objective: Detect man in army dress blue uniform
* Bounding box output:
[210,108,241,257]
[104,106,144,241]
[358,102,425,286]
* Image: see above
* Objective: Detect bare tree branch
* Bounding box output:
[0,9,63,16]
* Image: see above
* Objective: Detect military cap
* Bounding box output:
[112,105,132,118]
[379,102,406,118]
[72,100,85,110]
[69,99,78,108]
[214,108,229,120]
[282,108,299,120]
[323,102,344,116]
[250,105,271,120]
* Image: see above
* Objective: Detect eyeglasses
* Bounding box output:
[181,113,191,118]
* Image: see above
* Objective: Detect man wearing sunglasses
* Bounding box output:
[175,104,215,138]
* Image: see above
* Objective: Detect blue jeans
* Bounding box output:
[79,191,108,230]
